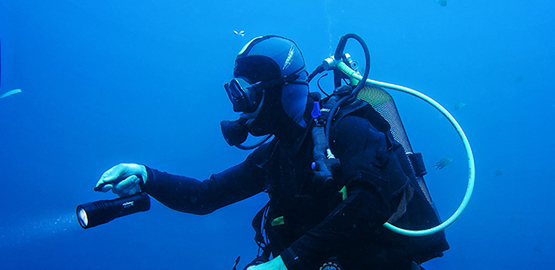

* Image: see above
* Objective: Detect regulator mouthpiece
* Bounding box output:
[220,118,249,146]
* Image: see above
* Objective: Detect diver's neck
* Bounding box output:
[274,122,307,143]
[273,123,309,157]
[273,99,314,156]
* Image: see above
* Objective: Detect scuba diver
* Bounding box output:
[94,35,449,270]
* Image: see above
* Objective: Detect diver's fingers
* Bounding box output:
[113,175,141,197]
[95,163,137,189]
[117,183,138,197]
[97,183,114,193]
[96,164,124,186]
[114,175,139,191]
[113,185,141,197]
[126,185,141,196]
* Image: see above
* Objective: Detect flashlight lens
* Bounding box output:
[78,207,89,228]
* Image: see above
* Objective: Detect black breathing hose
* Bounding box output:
[325,33,371,142]
[333,33,371,96]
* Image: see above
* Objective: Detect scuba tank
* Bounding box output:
[308,33,475,236]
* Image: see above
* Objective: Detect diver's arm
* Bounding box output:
[140,145,269,215]
[280,116,393,270]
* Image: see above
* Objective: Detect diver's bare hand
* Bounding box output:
[95,163,147,197]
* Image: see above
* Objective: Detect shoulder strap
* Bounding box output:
[328,99,393,149]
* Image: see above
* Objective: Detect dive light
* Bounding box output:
[76,192,150,229]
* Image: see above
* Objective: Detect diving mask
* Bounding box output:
[224,77,264,113]
[224,73,301,113]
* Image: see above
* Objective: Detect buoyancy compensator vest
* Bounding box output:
[312,84,450,264]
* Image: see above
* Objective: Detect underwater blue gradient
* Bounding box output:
[1,0,554,269]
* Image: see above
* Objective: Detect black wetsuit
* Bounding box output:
[141,107,448,270]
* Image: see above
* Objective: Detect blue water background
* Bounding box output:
[1,0,554,269]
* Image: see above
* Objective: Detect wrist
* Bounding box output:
[279,248,302,270]
[271,256,288,270]
[139,165,147,184]
[139,165,152,191]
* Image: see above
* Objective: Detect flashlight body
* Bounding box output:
[77,192,150,229]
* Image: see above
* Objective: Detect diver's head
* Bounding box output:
[224,35,309,139]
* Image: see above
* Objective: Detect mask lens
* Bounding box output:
[224,78,262,113]
[224,79,247,112]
